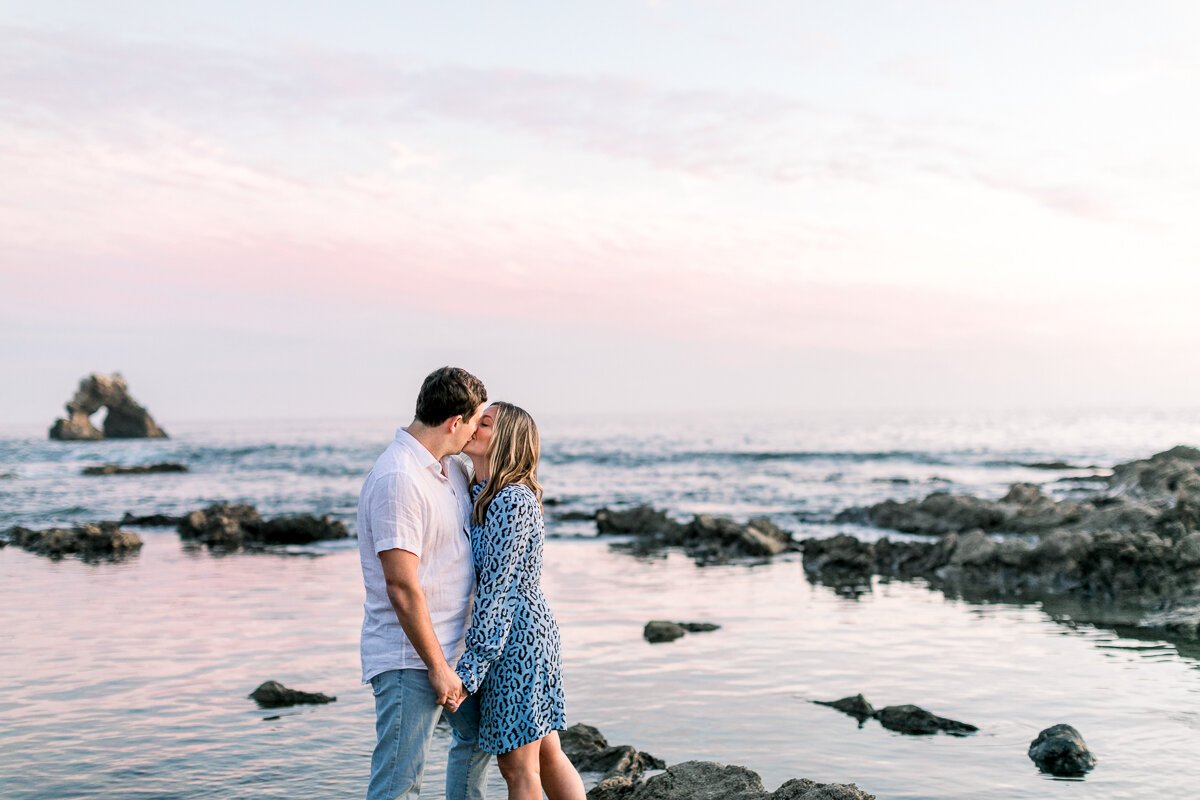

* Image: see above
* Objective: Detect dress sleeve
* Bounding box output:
[455,487,536,694]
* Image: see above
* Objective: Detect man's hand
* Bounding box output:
[428,664,464,708]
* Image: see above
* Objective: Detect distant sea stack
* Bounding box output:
[49,373,168,440]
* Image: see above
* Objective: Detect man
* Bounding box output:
[359,366,491,800]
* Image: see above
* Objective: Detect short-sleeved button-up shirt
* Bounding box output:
[358,428,474,683]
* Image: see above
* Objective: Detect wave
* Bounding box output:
[542,449,955,468]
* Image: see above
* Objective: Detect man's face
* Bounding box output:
[450,402,487,455]
[462,404,497,459]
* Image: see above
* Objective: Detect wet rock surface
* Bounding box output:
[248,680,336,708]
[83,462,188,476]
[814,448,1200,641]
[1028,724,1096,776]
[585,760,875,800]
[561,723,665,781]
[178,503,348,550]
[4,523,142,561]
[49,372,167,440]
[120,512,184,527]
[598,505,797,564]
[814,696,976,736]
[643,620,721,643]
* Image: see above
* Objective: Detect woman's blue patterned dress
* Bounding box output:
[455,482,566,754]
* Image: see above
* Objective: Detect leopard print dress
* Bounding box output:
[455,482,566,754]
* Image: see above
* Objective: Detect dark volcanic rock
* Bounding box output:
[680,622,721,633]
[561,723,664,782]
[772,777,876,800]
[627,761,766,800]
[259,515,349,545]
[596,506,682,538]
[644,621,687,643]
[120,512,183,527]
[1110,446,1200,505]
[600,507,795,564]
[83,462,188,476]
[49,372,167,440]
[177,503,347,550]
[248,680,336,708]
[875,704,977,736]
[814,694,875,723]
[6,523,142,561]
[1028,724,1096,776]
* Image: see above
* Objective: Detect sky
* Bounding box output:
[3,1,1199,424]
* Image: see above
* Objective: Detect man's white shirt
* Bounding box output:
[358,428,475,683]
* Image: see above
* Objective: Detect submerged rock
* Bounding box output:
[814,694,875,723]
[178,503,348,550]
[561,723,665,782]
[83,462,188,476]
[874,705,977,736]
[1028,724,1096,776]
[248,680,336,708]
[643,620,720,643]
[49,372,167,440]
[120,512,183,527]
[5,523,142,561]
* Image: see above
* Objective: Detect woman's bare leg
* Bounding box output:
[539,731,586,800]
[497,739,544,800]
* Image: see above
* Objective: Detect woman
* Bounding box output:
[454,402,585,800]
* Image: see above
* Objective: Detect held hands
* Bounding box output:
[429,664,469,712]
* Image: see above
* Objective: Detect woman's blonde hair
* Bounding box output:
[471,401,543,526]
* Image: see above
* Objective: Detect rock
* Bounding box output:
[841,491,1006,536]
[627,760,767,800]
[813,694,875,723]
[556,511,598,522]
[259,515,349,545]
[178,503,262,549]
[1110,446,1200,505]
[679,622,721,633]
[6,523,142,561]
[874,705,977,736]
[948,529,996,566]
[588,776,635,800]
[1028,724,1096,776]
[177,503,346,550]
[685,515,793,561]
[644,621,687,643]
[49,372,167,440]
[561,723,665,782]
[596,506,683,538]
[561,723,609,760]
[248,680,335,708]
[83,462,188,476]
[120,512,183,527]
[800,535,875,589]
[772,777,876,799]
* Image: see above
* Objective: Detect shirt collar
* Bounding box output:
[394,428,444,475]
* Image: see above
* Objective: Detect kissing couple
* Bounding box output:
[357,366,585,800]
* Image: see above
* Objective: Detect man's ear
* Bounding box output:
[446,415,463,433]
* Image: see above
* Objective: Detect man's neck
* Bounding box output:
[403,422,447,462]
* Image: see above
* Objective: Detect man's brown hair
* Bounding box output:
[414,367,487,426]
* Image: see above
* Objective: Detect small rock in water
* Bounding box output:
[248,680,336,708]
[643,621,719,643]
[83,462,188,476]
[644,621,687,643]
[814,694,876,723]
[875,705,977,736]
[1028,724,1096,776]
[5,523,142,561]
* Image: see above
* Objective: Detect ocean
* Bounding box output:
[2,408,1199,799]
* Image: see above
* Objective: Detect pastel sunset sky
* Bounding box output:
[3,2,1198,423]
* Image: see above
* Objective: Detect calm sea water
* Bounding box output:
[2,409,1199,799]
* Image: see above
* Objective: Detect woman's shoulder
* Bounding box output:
[495,482,538,505]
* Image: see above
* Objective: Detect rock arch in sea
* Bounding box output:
[49,373,168,440]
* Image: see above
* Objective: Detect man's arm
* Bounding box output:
[378,548,464,706]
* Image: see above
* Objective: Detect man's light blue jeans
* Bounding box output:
[367,669,491,800]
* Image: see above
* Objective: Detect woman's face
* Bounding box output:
[462,404,497,458]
